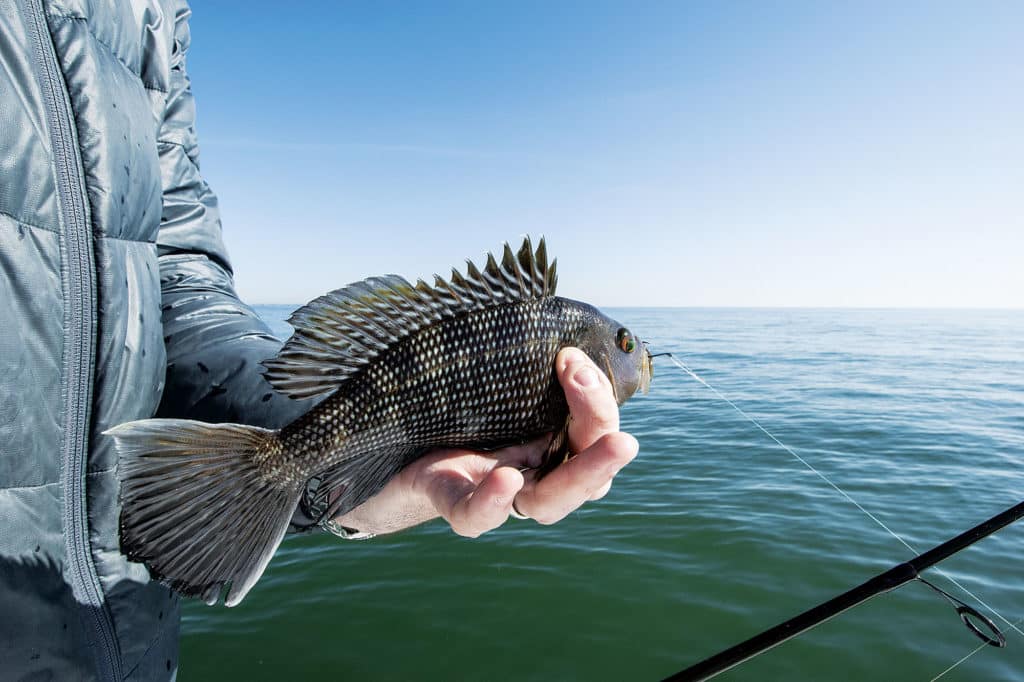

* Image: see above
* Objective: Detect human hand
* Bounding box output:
[331,347,639,536]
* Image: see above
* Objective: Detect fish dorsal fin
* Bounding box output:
[262,237,558,399]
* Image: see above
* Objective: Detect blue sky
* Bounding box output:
[186,2,1022,307]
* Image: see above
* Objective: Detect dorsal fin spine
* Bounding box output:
[262,237,559,400]
[363,277,418,332]
[389,280,440,325]
[517,237,540,298]
[465,260,494,302]
[497,244,518,298]
[535,239,550,296]
[434,273,464,309]
[481,253,507,303]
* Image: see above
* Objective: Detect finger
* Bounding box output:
[489,435,552,470]
[515,431,637,524]
[556,347,619,453]
[589,480,613,501]
[427,466,525,538]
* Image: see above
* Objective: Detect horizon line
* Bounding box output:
[249,303,1024,312]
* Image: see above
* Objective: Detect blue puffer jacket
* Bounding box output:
[0,1,306,678]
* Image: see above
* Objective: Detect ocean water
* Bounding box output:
[181,307,1023,681]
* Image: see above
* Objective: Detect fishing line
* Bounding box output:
[658,353,1023,639]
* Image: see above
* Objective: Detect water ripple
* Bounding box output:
[180,308,1024,681]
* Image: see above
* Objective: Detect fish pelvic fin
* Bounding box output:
[535,416,572,480]
[106,419,300,607]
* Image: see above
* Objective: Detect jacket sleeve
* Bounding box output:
[154,3,306,432]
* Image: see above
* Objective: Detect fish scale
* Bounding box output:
[289,299,583,515]
[107,238,653,606]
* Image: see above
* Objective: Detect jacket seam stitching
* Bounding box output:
[95,232,158,245]
[158,140,207,197]
[121,627,171,679]
[0,210,59,234]
[0,481,61,491]
[158,138,200,167]
[0,472,115,491]
[49,14,169,95]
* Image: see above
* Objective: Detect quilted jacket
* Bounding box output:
[0,1,306,678]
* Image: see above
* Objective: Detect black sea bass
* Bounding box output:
[108,238,652,606]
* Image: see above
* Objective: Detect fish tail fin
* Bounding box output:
[106,419,300,607]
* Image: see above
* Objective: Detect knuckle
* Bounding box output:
[604,432,638,461]
[590,482,612,501]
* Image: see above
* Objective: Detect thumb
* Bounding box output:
[555,347,620,453]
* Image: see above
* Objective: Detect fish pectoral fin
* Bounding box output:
[535,417,572,480]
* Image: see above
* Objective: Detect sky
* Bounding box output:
[185,1,1023,308]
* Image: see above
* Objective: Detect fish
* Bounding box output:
[106,237,653,606]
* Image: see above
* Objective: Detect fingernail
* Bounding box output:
[574,366,600,388]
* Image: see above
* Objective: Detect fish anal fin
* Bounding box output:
[308,445,427,522]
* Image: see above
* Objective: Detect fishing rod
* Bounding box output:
[647,352,1022,680]
[664,499,1023,681]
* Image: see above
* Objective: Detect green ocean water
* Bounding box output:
[180,307,1023,681]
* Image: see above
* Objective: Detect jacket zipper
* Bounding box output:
[25,1,122,679]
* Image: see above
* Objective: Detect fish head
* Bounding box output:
[574,308,653,405]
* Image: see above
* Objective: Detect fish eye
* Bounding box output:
[616,328,636,353]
